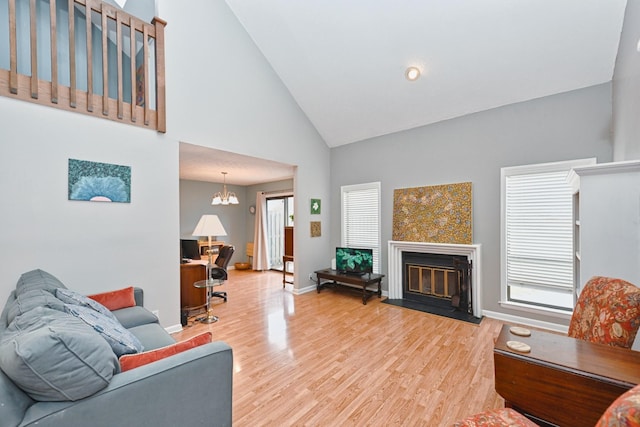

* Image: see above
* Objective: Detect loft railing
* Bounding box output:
[0,0,166,132]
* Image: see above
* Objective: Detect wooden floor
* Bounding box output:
[172,270,505,426]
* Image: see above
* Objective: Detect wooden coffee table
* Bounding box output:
[493,324,640,427]
[315,269,384,304]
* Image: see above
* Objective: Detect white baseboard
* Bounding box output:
[482,310,569,334]
[291,284,316,295]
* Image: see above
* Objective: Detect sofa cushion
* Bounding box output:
[119,332,212,372]
[63,304,144,356]
[56,288,116,321]
[88,286,136,311]
[112,305,159,329]
[127,323,175,351]
[15,269,67,297]
[0,307,118,401]
[6,289,65,324]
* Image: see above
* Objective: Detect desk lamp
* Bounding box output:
[192,214,228,282]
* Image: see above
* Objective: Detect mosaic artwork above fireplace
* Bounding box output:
[392,182,472,244]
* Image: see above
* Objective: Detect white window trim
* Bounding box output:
[500,157,596,317]
[341,182,381,274]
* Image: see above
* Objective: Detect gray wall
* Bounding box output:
[330,83,613,324]
[244,179,295,247]
[179,178,294,264]
[613,0,640,161]
[179,180,248,253]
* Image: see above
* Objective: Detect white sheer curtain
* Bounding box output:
[252,191,270,271]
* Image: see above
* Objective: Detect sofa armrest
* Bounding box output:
[18,341,233,427]
[133,287,144,307]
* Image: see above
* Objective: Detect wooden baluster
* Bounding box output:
[3,0,165,132]
[116,12,123,119]
[8,0,17,94]
[101,4,108,115]
[153,17,166,133]
[68,0,76,108]
[29,0,38,99]
[142,24,149,125]
[85,0,93,112]
[130,18,136,123]
[49,0,58,103]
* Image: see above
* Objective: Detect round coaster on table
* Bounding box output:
[509,326,531,337]
[506,340,531,353]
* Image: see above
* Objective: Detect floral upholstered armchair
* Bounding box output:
[454,277,640,427]
[568,276,640,349]
[454,276,640,427]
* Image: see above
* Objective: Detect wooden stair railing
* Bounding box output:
[1,0,166,132]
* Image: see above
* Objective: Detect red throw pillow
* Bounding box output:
[88,287,136,311]
[119,332,212,372]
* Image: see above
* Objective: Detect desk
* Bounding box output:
[180,263,206,309]
[494,324,640,427]
[315,269,384,305]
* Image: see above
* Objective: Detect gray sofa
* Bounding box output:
[0,269,233,427]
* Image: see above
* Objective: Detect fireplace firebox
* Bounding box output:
[388,241,482,319]
[402,252,473,315]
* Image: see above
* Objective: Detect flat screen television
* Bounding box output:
[335,247,373,275]
[180,239,200,261]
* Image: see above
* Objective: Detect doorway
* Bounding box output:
[266,195,294,271]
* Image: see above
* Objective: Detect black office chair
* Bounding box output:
[209,245,235,302]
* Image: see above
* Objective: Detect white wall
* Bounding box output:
[613,0,640,161]
[158,0,331,290]
[330,83,613,325]
[578,165,640,287]
[0,97,179,325]
[0,0,331,329]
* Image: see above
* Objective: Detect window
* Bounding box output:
[501,159,594,313]
[341,182,381,273]
[266,195,294,270]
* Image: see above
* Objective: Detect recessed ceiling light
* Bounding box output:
[405,66,421,81]
[637,38,640,53]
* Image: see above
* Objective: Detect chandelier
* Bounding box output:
[211,172,239,205]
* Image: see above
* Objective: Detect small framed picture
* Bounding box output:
[310,198,321,215]
[310,221,321,237]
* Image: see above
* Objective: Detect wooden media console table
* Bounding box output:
[314,269,384,305]
[494,324,640,427]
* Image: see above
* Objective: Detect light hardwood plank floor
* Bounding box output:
[172,270,505,426]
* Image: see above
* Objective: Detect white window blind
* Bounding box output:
[341,182,381,273]
[505,170,574,298]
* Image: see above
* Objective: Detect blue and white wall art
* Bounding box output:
[68,159,131,203]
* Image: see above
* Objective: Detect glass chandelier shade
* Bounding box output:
[211,172,239,205]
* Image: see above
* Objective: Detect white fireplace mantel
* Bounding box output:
[387,241,482,316]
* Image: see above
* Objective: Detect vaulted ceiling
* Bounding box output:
[182,0,628,184]
[225,0,627,148]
